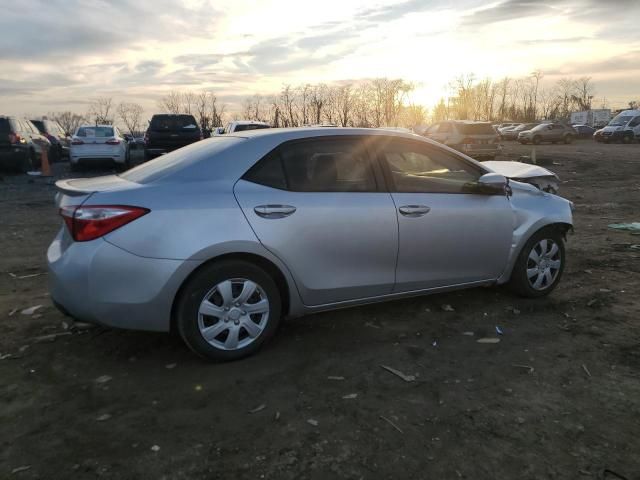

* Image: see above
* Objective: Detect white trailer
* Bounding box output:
[570,109,611,127]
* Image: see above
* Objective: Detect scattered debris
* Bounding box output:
[342,393,358,399]
[601,468,631,480]
[432,340,438,347]
[248,404,266,414]
[96,413,111,422]
[582,364,592,377]
[380,415,403,433]
[512,364,535,374]
[165,363,177,369]
[364,322,380,329]
[94,375,112,384]
[0,353,12,360]
[476,338,501,344]
[307,419,319,427]
[8,272,46,279]
[32,332,72,343]
[608,222,640,233]
[441,304,455,312]
[274,411,280,421]
[495,325,504,335]
[151,445,160,452]
[11,466,31,474]
[583,269,593,274]
[380,365,416,382]
[587,299,598,307]
[72,322,95,331]
[512,308,521,315]
[516,416,526,424]
[327,376,345,381]
[630,244,640,251]
[194,385,203,391]
[462,331,475,336]
[8,308,18,317]
[20,305,43,316]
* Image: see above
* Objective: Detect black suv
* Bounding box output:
[0,116,50,172]
[144,114,202,161]
[31,119,70,162]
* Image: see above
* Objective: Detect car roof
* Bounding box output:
[77,124,114,128]
[222,126,426,141]
[231,120,270,125]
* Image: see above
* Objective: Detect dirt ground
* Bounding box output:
[1,141,639,480]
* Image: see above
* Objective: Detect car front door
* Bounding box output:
[234,136,398,306]
[375,137,513,292]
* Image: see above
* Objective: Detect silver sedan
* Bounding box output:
[48,128,573,360]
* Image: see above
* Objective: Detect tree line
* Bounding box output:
[45,73,639,135]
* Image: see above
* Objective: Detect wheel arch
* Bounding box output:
[170,251,293,334]
[497,221,572,284]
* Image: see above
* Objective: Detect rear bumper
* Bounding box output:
[0,147,27,167]
[70,153,126,165]
[47,229,194,332]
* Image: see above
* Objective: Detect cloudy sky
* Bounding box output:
[1,0,639,117]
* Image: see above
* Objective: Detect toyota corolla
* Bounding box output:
[48,128,573,360]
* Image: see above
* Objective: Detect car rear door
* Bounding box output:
[234,136,398,306]
[375,137,513,292]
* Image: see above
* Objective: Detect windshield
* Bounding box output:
[76,126,114,137]
[608,115,634,126]
[456,123,495,135]
[150,115,198,131]
[31,120,46,133]
[120,136,241,184]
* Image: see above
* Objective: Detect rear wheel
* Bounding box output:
[176,260,282,361]
[508,228,565,297]
[622,133,633,144]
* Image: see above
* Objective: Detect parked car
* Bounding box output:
[572,124,596,139]
[69,125,130,171]
[498,123,522,136]
[518,123,576,144]
[597,110,640,143]
[424,121,500,159]
[49,128,573,360]
[144,114,202,160]
[593,128,604,142]
[0,116,51,172]
[31,119,70,162]
[222,121,271,134]
[502,123,539,141]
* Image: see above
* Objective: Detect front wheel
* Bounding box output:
[176,260,282,361]
[508,228,565,297]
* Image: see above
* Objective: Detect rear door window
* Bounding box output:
[243,137,378,192]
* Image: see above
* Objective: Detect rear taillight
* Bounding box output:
[106,138,121,145]
[461,137,476,144]
[9,132,24,144]
[71,139,84,145]
[59,205,149,242]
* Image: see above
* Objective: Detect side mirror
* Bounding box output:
[478,173,507,188]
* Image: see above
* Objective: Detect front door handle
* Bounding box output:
[398,205,431,217]
[254,205,297,219]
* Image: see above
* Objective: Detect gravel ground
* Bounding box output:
[1,141,639,479]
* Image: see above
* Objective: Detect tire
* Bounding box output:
[564,134,573,144]
[532,136,541,145]
[508,227,566,298]
[622,134,633,144]
[176,260,282,361]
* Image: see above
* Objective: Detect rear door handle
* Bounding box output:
[398,205,431,217]
[254,205,297,219]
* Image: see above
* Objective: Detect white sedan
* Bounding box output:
[69,125,130,171]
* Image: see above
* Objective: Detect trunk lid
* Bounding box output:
[54,175,139,208]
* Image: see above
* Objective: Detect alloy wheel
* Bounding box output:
[526,239,562,290]
[197,278,270,351]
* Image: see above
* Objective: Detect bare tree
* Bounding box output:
[49,111,86,135]
[158,91,182,114]
[88,97,114,125]
[117,102,144,135]
[572,76,595,110]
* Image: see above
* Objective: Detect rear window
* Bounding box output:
[234,124,270,132]
[0,118,10,133]
[76,126,114,137]
[150,115,198,131]
[120,136,240,184]
[456,123,495,135]
[31,120,45,133]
